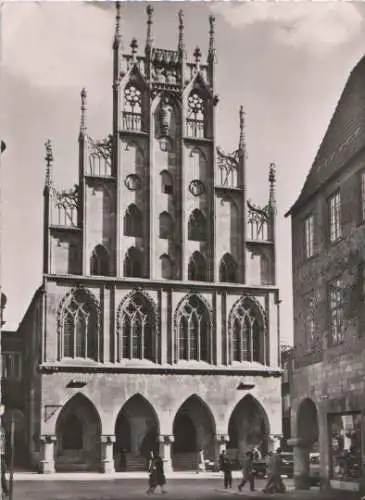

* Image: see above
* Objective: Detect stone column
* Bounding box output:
[159,435,173,473]
[288,437,310,490]
[100,435,116,474]
[214,434,229,470]
[39,435,56,474]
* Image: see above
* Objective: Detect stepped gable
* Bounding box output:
[287,55,365,216]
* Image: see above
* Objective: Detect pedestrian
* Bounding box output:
[263,448,286,494]
[219,449,232,489]
[238,450,255,492]
[147,453,167,495]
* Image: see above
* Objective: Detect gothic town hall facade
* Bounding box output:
[17,4,282,473]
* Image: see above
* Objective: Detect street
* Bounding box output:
[8,478,354,500]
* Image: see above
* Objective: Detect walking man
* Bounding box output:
[263,448,286,494]
[238,450,255,492]
[219,449,232,489]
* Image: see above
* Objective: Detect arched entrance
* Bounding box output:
[3,410,26,468]
[296,398,319,488]
[227,395,269,463]
[55,394,101,472]
[114,394,159,471]
[172,395,216,471]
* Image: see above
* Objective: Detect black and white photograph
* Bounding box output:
[1,1,365,499]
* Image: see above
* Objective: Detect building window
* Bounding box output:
[304,214,314,259]
[123,84,142,131]
[219,253,237,283]
[176,294,211,362]
[160,254,173,280]
[328,279,344,346]
[361,171,365,222]
[188,251,207,281]
[60,289,100,360]
[2,352,21,381]
[90,244,110,276]
[229,297,264,363]
[119,292,155,361]
[124,203,143,237]
[329,412,361,481]
[328,192,341,243]
[124,247,143,278]
[186,91,205,138]
[160,170,173,195]
[304,291,317,352]
[159,212,174,239]
[188,209,207,241]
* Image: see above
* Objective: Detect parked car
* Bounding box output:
[309,452,320,485]
[280,452,294,478]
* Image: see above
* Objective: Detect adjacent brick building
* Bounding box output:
[286,55,365,493]
[16,4,282,473]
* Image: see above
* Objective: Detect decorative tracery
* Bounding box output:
[229,297,265,363]
[117,292,156,361]
[88,135,112,177]
[123,84,143,131]
[58,288,101,361]
[247,201,271,241]
[216,147,239,188]
[53,185,79,227]
[186,91,205,138]
[176,294,211,362]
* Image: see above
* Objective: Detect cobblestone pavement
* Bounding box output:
[8,478,359,500]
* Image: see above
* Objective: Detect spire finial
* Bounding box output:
[113,1,122,49]
[194,46,202,68]
[178,9,185,57]
[130,38,138,62]
[80,87,87,136]
[269,162,277,209]
[239,105,246,152]
[44,139,54,188]
[146,5,153,50]
[208,14,216,62]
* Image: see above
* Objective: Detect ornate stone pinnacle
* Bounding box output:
[130,38,138,57]
[80,87,87,135]
[178,9,185,55]
[269,162,277,211]
[44,139,54,188]
[194,46,202,66]
[208,14,216,59]
[269,162,276,185]
[146,5,154,48]
[114,1,121,45]
[239,105,246,151]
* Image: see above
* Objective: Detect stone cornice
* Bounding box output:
[38,362,282,377]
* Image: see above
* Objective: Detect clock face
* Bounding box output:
[189,179,205,197]
[125,174,141,191]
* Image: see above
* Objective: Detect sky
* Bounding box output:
[1,1,365,344]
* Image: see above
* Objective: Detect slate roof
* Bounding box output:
[286,55,365,217]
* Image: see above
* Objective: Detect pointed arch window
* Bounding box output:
[188,209,206,241]
[188,251,207,282]
[124,204,143,237]
[60,289,100,361]
[159,212,174,239]
[230,297,264,363]
[219,253,238,283]
[90,245,110,276]
[176,295,211,362]
[160,254,173,280]
[119,292,156,361]
[187,91,206,138]
[123,84,143,131]
[124,247,143,278]
[160,170,173,195]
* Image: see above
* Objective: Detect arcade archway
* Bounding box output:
[227,395,269,463]
[114,394,159,471]
[172,395,216,471]
[295,398,319,488]
[55,393,101,472]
